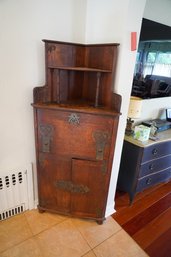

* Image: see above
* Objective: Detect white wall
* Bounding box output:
[85,0,129,43]
[0,0,86,170]
[144,0,171,26]
[0,0,86,203]
[134,97,171,125]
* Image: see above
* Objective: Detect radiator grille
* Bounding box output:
[0,204,25,221]
[0,166,34,221]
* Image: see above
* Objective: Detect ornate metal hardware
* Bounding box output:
[39,124,54,153]
[152,148,158,156]
[149,163,154,170]
[55,180,90,194]
[93,131,109,160]
[68,113,80,125]
[146,178,152,185]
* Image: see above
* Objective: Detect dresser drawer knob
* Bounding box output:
[152,148,158,155]
[146,178,152,185]
[149,164,154,170]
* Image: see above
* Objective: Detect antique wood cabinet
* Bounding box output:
[117,131,171,204]
[32,40,121,224]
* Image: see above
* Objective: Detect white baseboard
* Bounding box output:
[105,201,116,217]
[34,199,38,209]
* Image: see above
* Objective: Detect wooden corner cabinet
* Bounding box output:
[32,39,121,224]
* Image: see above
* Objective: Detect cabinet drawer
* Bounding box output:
[142,141,171,163]
[139,155,171,177]
[136,168,171,193]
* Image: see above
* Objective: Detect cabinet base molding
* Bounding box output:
[37,205,106,224]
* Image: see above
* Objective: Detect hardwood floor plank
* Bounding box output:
[115,183,163,211]
[113,181,171,255]
[132,207,171,249]
[113,182,171,225]
[122,192,171,236]
[145,227,171,257]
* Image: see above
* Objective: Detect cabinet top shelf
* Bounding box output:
[48,66,112,73]
[33,39,122,111]
[43,39,120,47]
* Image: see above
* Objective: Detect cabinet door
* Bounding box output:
[71,159,109,220]
[37,153,71,213]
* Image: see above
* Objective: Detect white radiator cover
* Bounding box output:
[0,164,34,220]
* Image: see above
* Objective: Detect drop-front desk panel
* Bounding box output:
[117,130,171,203]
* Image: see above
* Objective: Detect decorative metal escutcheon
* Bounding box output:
[39,124,54,153]
[93,131,109,160]
[68,113,80,125]
[55,180,90,194]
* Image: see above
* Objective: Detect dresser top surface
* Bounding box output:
[125,129,171,148]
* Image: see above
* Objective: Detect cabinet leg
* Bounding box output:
[96,218,106,225]
[37,205,45,213]
[129,192,135,205]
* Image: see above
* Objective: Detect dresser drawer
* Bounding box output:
[139,155,171,177]
[117,133,171,204]
[142,141,171,163]
[136,168,171,193]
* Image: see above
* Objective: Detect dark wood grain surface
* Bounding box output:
[113,181,171,257]
[32,40,121,224]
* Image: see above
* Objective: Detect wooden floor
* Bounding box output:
[112,180,171,257]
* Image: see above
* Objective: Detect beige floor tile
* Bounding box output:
[1,238,42,257]
[71,216,121,248]
[93,229,149,257]
[82,250,97,257]
[0,214,32,253]
[35,219,90,257]
[24,209,67,235]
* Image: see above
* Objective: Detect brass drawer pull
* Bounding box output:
[149,164,154,170]
[152,148,158,155]
[146,178,152,185]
